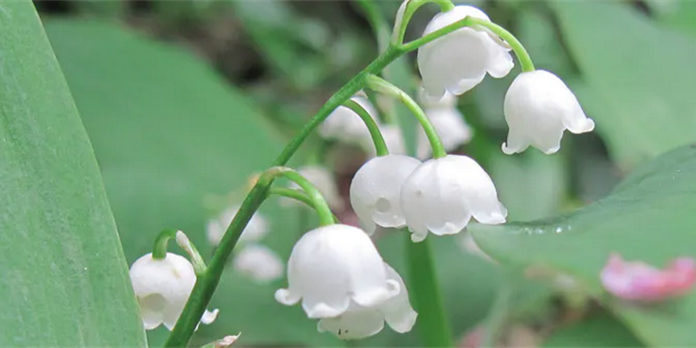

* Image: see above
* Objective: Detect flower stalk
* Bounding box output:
[365,74,447,158]
[343,99,390,156]
[152,229,179,260]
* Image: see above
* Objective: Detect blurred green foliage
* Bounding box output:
[26,0,696,346]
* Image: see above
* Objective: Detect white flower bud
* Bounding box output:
[317,263,417,340]
[275,224,400,319]
[233,244,284,283]
[206,205,269,247]
[502,70,595,155]
[349,155,421,234]
[129,253,218,330]
[400,155,507,242]
[418,6,513,99]
[282,165,344,210]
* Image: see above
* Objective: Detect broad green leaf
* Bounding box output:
[550,2,696,170]
[44,19,339,347]
[543,311,644,347]
[471,144,696,346]
[0,2,145,347]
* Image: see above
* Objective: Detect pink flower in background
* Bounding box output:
[600,253,696,302]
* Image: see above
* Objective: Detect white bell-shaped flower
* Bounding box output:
[502,70,595,155]
[282,165,344,210]
[350,155,421,234]
[400,155,507,242]
[317,263,417,340]
[320,96,378,147]
[275,224,400,318]
[206,205,269,247]
[418,6,514,99]
[233,244,284,283]
[130,253,219,330]
[417,107,473,159]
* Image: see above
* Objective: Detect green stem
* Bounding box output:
[269,187,314,208]
[275,169,334,226]
[343,99,389,156]
[269,45,401,169]
[481,274,516,347]
[365,74,447,158]
[152,229,178,260]
[164,167,327,347]
[165,18,478,346]
[268,187,341,223]
[434,0,455,11]
[406,238,453,347]
[465,18,535,72]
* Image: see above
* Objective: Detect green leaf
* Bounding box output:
[489,150,567,221]
[543,311,644,347]
[551,2,696,170]
[0,3,145,347]
[44,19,338,347]
[471,144,696,346]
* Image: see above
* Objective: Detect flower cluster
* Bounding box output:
[129,1,603,343]
[351,154,506,242]
[417,5,594,155]
[275,224,417,339]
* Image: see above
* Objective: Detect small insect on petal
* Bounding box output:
[600,253,696,302]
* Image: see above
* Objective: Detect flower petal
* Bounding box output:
[318,307,386,340]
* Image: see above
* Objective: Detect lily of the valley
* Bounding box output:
[418,5,513,99]
[401,155,507,242]
[130,253,218,330]
[318,263,417,340]
[503,70,595,155]
[350,155,422,234]
[275,224,416,339]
